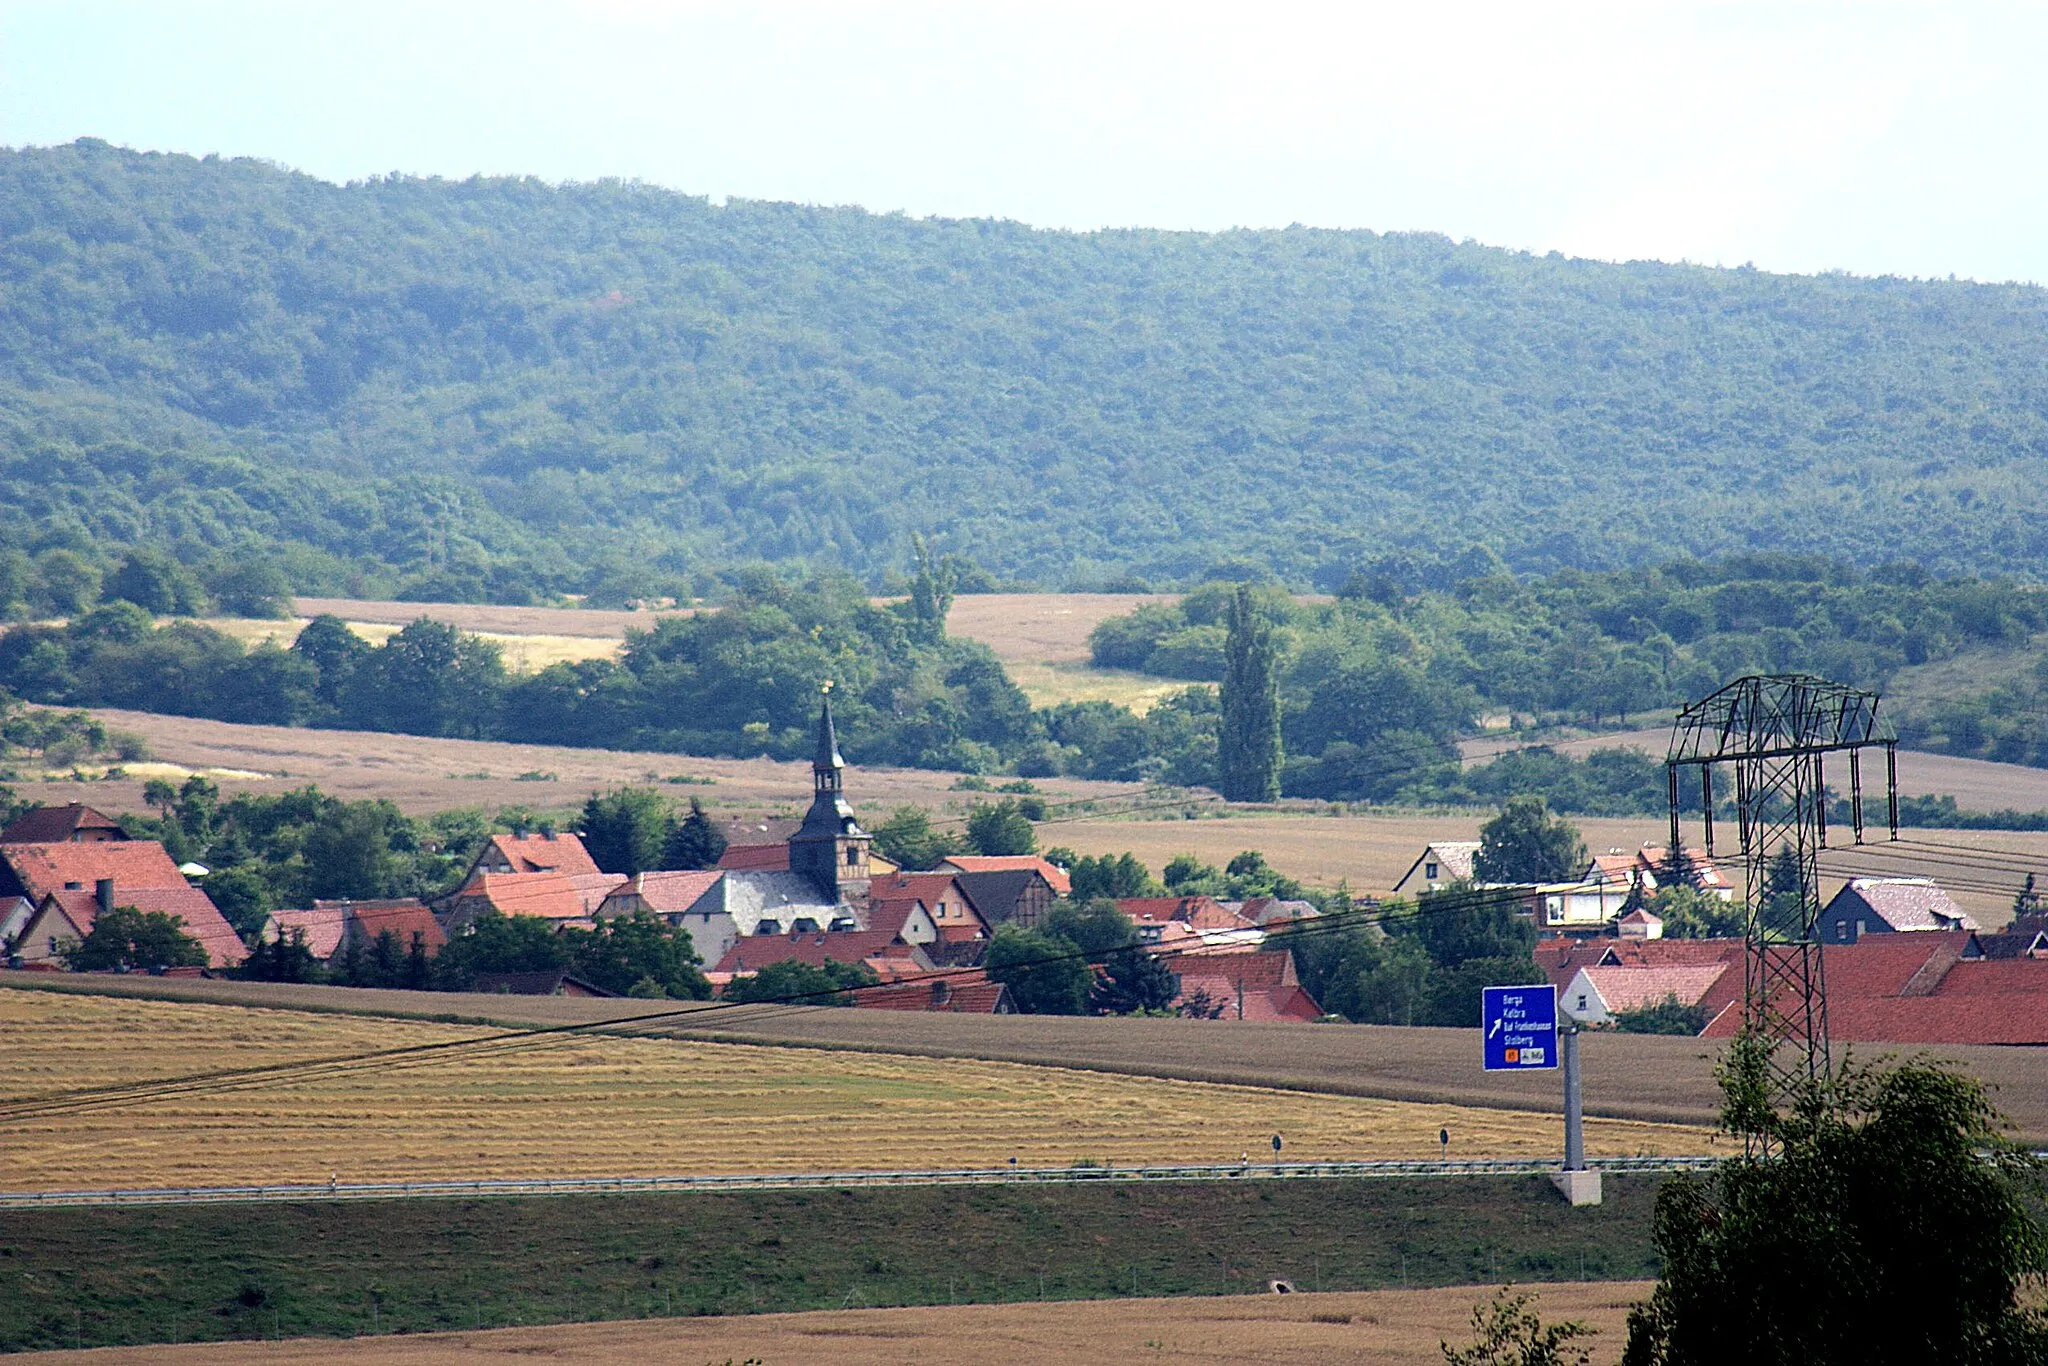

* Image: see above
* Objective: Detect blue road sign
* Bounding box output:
[1482,984,1559,1071]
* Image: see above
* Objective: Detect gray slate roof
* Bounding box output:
[1833,878,1978,932]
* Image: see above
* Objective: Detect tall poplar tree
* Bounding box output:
[1218,584,1281,801]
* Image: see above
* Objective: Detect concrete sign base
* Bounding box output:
[1550,1169,1602,1206]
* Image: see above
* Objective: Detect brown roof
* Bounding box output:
[41,885,245,968]
[477,832,601,877]
[333,900,448,955]
[604,870,724,914]
[715,930,923,976]
[0,841,187,902]
[718,843,790,872]
[864,897,930,937]
[852,972,1012,1013]
[1116,896,1252,933]
[449,871,626,922]
[0,804,127,843]
[270,906,348,959]
[940,856,1073,896]
[471,971,617,997]
[1170,948,1322,1021]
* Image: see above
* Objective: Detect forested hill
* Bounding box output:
[9,138,2048,602]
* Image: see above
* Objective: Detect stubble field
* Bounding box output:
[0,990,1707,1191]
[41,1281,1651,1365]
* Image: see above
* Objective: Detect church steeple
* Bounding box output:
[789,683,870,903]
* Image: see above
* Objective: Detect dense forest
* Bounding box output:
[1091,555,2048,797]
[10,140,2048,600]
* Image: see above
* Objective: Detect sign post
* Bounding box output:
[1481,984,1599,1206]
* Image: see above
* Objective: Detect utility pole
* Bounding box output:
[1666,674,1896,1155]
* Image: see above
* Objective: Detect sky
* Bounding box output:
[2,1,2044,283]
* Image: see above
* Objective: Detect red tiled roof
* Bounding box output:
[44,885,245,968]
[864,897,929,938]
[271,906,348,959]
[1169,948,1322,1021]
[478,832,601,877]
[335,900,448,955]
[718,843,790,872]
[940,856,1072,896]
[0,804,127,843]
[1579,964,1729,1015]
[1932,958,2048,996]
[1827,996,2048,1047]
[852,971,1010,1013]
[715,930,921,976]
[604,870,723,914]
[1116,896,1253,932]
[450,871,626,922]
[0,841,186,902]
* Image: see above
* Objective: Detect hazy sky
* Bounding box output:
[3,1,2043,282]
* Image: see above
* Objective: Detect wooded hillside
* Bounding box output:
[9,139,2048,598]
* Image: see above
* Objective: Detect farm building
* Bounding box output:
[1819,877,1978,942]
[852,972,1016,1013]
[0,803,128,844]
[935,854,1069,928]
[1392,841,1479,897]
[465,830,601,880]
[11,881,245,969]
[439,871,627,932]
[1170,946,1322,1021]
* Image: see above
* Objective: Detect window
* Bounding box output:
[1425,863,1439,880]
[1576,994,1588,1011]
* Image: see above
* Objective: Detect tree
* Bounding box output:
[565,911,710,998]
[965,799,1035,856]
[872,805,964,870]
[1091,948,1179,1014]
[661,798,727,870]
[291,614,370,715]
[984,925,1092,1015]
[580,787,673,875]
[1612,993,1708,1035]
[904,534,957,647]
[59,905,208,972]
[1623,1048,2048,1365]
[208,559,292,618]
[1651,885,1745,939]
[1443,1287,1595,1366]
[720,958,875,1005]
[237,926,320,983]
[1041,899,1140,958]
[433,912,568,988]
[344,618,506,738]
[300,803,400,900]
[105,550,208,616]
[1217,584,1282,802]
[1054,849,1159,900]
[1474,797,1587,883]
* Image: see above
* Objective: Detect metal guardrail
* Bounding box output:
[0,1155,1722,1209]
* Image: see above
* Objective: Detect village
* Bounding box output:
[6,692,2042,1048]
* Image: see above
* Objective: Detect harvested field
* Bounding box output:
[23,975,2048,1144]
[28,708,1136,820]
[0,990,1705,1190]
[207,616,620,674]
[293,598,669,638]
[1465,724,2048,815]
[44,1282,1652,1365]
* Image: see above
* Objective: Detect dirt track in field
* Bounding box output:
[30,1281,1653,1365]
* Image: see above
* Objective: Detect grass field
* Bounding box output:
[29,1282,1654,1364]
[0,991,1706,1191]
[0,1180,1661,1354]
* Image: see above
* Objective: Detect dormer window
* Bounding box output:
[756,919,781,936]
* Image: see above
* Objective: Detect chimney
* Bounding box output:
[96,879,114,917]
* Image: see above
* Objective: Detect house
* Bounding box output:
[1560,962,1737,1028]
[1531,880,1634,934]
[1615,907,1663,939]
[1540,936,1746,997]
[274,898,445,964]
[1819,877,1977,942]
[713,929,933,985]
[851,972,1016,1014]
[669,871,855,970]
[438,870,627,932]
[1229,897,1320,928]
[465,831,601,879]
[267,905,348,960]
[595,870,725,926]
[1630,844,1735,900]
[868,872,988,943]
[469,970,617,997]
[0,839,189,903]
[1116,896,1260,947]
[11,880,246,969]
[936,855,1069,928]
[1392,841,1480,897]
[1171,947,1322,1022]
[0,803,129,844]
[864,897,942,947]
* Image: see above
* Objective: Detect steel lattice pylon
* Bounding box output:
[1665,674,1897,1148]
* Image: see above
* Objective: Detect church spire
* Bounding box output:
[814,681,843,787]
